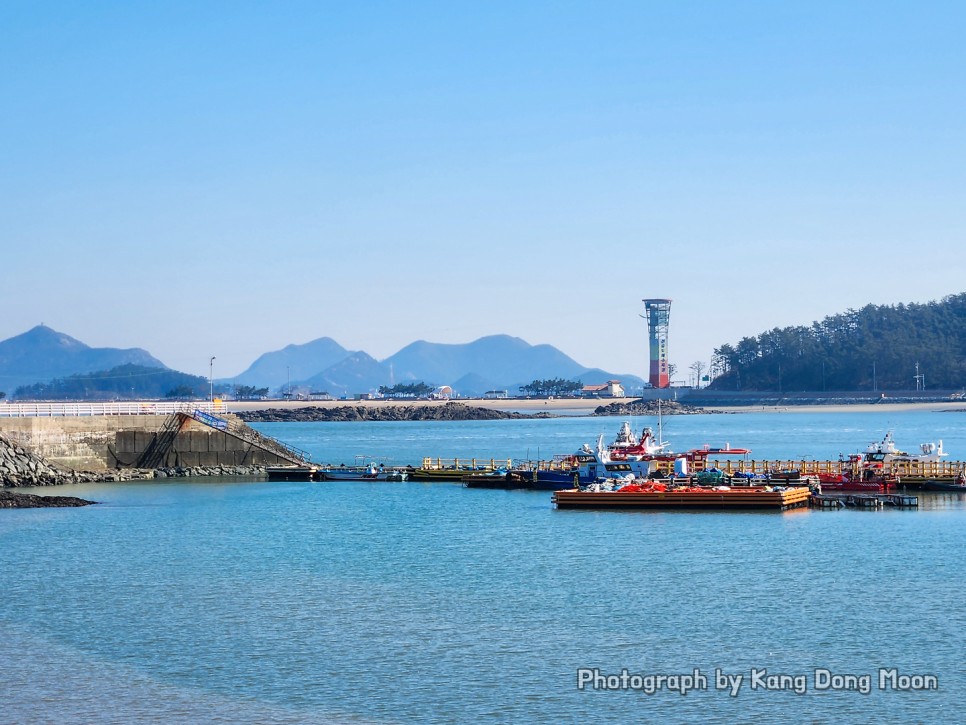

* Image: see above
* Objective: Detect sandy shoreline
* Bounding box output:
[226,398,966,416]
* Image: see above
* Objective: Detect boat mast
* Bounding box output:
[657,398,664,448]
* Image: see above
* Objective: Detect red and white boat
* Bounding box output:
[815,470,896,493]
[605,421,752,478]
[816,432,948,493]
[815,452,897,493]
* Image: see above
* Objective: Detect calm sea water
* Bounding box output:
[2,411,965,724]
[251,408,966,467]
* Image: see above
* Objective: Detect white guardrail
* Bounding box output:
[0,401,227,417]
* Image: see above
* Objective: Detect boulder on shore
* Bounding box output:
[2,431,269,488]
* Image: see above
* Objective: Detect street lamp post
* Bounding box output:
[209,356,216,409]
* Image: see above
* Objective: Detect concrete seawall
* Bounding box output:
[0,415,299,470]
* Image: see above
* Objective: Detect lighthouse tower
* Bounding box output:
[642,299,672,389]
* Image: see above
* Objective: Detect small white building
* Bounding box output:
[430,385,453,400]
[581,380,625,398]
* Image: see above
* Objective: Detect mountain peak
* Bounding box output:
[0,326,166,394]
[228,337,352,386]
[11,325,89,351]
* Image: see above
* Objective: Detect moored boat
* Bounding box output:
[521,468,583,490]
[464,468,580,491]
[462,470,527,489]
[266,465,318,481]
[813,446,902,493]
[814,468,897,493]
[854,431,957,488]
[320,463,408,481]
[863,431,948,465]
[816,477,896,493]
[923,468,966,492]
[534,422,757,487]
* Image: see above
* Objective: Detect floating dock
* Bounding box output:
[809,494,919,509]
[552,486,811,511]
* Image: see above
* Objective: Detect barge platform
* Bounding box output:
[552,486,811,511]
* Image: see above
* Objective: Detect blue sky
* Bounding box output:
[3,1,964,382]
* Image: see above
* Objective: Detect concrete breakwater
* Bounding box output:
[0,414,185,470]
[0,412,304,472]
[1,433,82,487]
[0,431,267,488]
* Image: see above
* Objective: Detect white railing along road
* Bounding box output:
[0,401,227,417]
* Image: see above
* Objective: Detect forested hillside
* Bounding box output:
[13,365,208,400]
[709,294,966,391]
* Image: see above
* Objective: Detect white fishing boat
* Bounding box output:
[862,431,948,465]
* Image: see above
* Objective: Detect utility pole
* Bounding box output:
[209,356,216,408]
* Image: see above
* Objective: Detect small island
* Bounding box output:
[592,399,708,416]
[0,490,97,508]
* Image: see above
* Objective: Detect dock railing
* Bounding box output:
[0,401,226,417]
[702,458,964,480]
[183,408,310,464]
[420,457,514,471]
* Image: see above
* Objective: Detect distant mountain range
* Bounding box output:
[0,326,644,398]
[228,334,645,397]
[229,337,355,387]
[0,326,167,394]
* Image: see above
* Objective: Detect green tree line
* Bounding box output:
[378,382,435,397]
[13,365,209,400]
[709,293,966,391]
[519,378,583,397]
[233,385,270,400]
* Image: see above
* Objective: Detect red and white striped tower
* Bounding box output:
[641,299,672,389]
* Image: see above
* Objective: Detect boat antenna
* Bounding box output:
[657,398,664,447]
